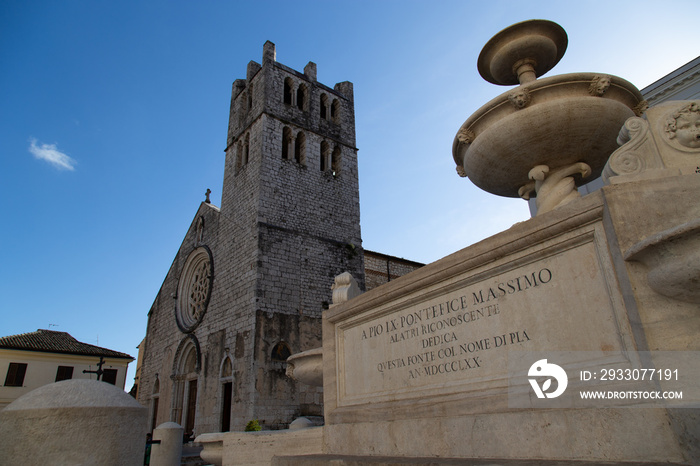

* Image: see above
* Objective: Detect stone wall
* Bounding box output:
[364,250,424,291]
[138,41,364,435]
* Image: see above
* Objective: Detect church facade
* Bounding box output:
[136,42,422,436]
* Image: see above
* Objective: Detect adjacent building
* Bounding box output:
[0,329,134,409]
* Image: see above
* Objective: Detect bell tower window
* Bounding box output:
[283,78,294,106]
[296,84,307,111]
[294,131,306,165]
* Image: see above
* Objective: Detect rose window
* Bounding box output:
[176,247,213,332]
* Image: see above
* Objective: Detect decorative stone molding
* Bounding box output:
[633,100,649,117]
[195,216,205,247]
[456,128,475,145]
[624,219,700,303]
[603,117,664,181]
[664,101,700,149]
[603,101,700,184]
[456,165,467,178]
[171,334,202,377]
[175,246,214,333]
[588,74,612,96]
[508,88,531,109]
[331,272,361,306]
[523,162,591,215]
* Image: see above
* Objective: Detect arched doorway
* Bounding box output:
[171,335,201,440]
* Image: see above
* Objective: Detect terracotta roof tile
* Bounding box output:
[0,329,134,360]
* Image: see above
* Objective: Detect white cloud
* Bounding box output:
[29,138,77,171]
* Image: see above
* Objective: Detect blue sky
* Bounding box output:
[1,0,697,390]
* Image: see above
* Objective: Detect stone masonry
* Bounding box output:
[137,41,365,435]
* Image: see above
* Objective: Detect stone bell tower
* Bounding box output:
[137,41,364,435]
[216,41,365,428]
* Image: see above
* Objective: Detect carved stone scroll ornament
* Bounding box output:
[602,116,664,182]
[331,272,362,306]
[519,162,591,215]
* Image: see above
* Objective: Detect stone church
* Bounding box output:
[136,41,422,437]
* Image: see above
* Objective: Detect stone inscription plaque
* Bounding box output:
[336,237,627,406]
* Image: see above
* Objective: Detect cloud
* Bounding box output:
[29,138,77,171]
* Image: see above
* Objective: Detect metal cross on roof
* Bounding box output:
[83,356,105,381]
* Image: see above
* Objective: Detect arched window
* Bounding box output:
[294,131,306,165]
[283,78,294,105]
[320,141,330,171]
[271,342,291,362]
[244,133,250,164]
[282,127,293,160]
[150,376,160,433]
[220,356,233,432]
[235,141,243,170]
[320,94,328,120]
[331,146,342,176]
[296,84,307,111]
[331,99,340,123]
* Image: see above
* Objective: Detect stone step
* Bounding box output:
[271,455,690,466]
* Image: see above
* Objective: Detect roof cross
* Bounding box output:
[83,356,105,381]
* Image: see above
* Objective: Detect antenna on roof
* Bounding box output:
[48,324,58,329]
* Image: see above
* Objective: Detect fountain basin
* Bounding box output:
[453,72,644,198]
[286,347,323,387]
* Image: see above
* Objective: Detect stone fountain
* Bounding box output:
[452,20,646,214]
[198,20,700,465]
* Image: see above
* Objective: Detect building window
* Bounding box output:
[320,141,329,171]
[283,78,294,105]
[236,141,243,170]
[331,146,342,176]
[55,365,74,382]
[282,126,292,160]
[102,369,118,385]
[296,84,307,111]
[244,133,250,165]
[271,342,291,362]
[4,362,28,387]
[294,131,306,165]
[331,99,340,123]
[176,247,214,333]
[320,94,328,120]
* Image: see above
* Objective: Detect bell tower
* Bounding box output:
[217,41,364,428]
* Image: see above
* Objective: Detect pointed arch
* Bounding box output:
[320,93,328,120]
[283,77,294,105]
[271,341,291,362]
[294,131,306,165]
[331,146,342,176]
[282,126,293,160]
[244,133,250,165]
[172,334,202,377]
[331,98,340,123]
[320,140,330,171]
[296,83,307,111]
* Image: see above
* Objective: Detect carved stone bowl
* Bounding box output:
[286,347,323,387]
[452,72,644,198]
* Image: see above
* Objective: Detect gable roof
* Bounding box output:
[0,329,134,360]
